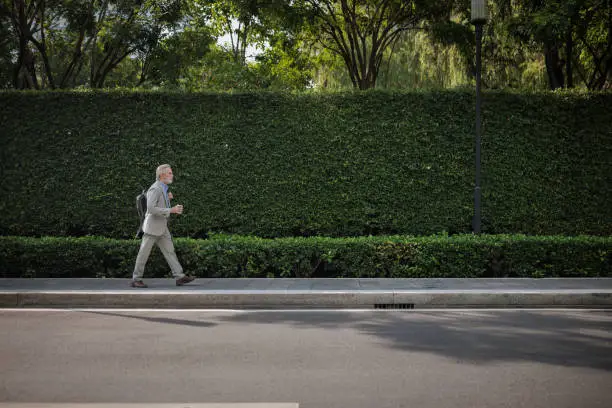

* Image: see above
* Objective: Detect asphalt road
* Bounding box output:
[1,309,611,408]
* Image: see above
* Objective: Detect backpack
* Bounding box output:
[135,188,147,238]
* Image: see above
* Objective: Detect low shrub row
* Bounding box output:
[1,234,610,279]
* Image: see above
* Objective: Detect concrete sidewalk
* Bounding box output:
[0,278,611,309]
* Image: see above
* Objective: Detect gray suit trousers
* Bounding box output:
[133,228,185,280]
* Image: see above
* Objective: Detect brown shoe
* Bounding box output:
[130,280,148,288]
[176,275,195,286]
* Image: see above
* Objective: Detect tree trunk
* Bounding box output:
[60,30,85,88]
[13,0,39,89]
[544,43,564,90]
[34,3,55,89]
[15,50,38,89]
[566,23,573,88]
[90,0,109,87]
[30,37,55,89]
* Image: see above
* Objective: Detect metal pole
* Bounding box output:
[473,22,483,234]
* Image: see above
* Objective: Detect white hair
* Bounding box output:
[156,164,172,180]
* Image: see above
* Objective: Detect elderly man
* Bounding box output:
[131,164,195,288]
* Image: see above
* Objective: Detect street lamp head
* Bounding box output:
[471,0,488,24]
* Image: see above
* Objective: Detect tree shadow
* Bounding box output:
[218,310,612,371]
[84,311,217,328]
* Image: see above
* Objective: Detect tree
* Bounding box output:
[0,7,15,88]
[504,0,611,90]
[0,0,55,89]
[135,25,213,87]
[421,0,611,91]
[202,0,294,65]
[0,0,188,89]
[252,30,315,89]
[571,0,612,90]
[301,0,450,89]
[87,0,185,88]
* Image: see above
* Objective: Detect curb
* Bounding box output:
[1,290,611,309]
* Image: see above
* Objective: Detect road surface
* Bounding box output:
[1,309,611,408]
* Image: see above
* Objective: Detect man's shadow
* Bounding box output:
[84,310,217,328]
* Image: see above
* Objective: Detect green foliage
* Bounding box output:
[180,46,264,90]
[1,234,610,278]
[377,30,471,90]
[252,32,315,90]
[134,24,214,88]
[0,90,610,239]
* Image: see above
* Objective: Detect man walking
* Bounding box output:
[131,164,195,288]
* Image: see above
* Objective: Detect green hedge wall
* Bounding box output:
[1,90,610,238]
[1,234,610,278]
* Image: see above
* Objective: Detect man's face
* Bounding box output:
[160,168,174,184]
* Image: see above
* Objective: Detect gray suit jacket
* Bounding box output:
[142,181,172,236]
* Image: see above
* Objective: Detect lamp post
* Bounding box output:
[471,0,488,234]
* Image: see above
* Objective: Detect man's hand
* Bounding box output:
[170,204,183,214]
[168,192,173,200]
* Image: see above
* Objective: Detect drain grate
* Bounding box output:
[374,303,415,310]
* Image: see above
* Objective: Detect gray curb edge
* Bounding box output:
[1,291,611,309]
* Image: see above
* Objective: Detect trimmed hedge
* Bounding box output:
[1,234,610,278]
[1,90,611,238]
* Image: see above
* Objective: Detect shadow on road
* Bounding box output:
[84,310,218,328]
[80,309,612,371]
[215,309,612,371]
